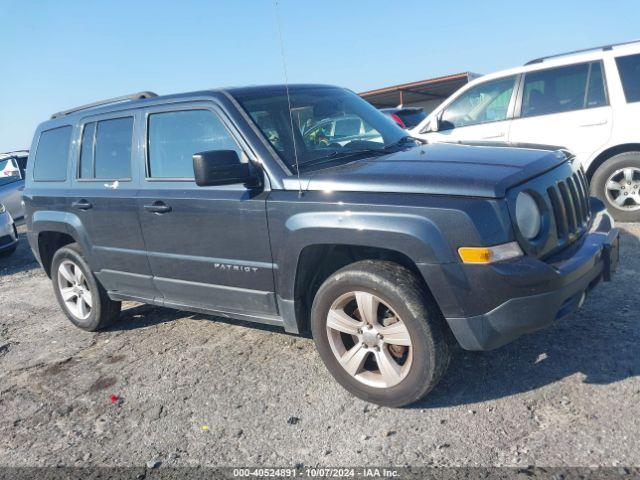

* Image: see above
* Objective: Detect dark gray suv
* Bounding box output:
[24,85,619,406]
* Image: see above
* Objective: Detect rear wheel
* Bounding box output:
[311,260,450,407]
[51,243,121,331]
[591,152,640,222]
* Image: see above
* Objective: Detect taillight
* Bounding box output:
[390,113,406,129]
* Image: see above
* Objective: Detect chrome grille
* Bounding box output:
[546,169,591,243]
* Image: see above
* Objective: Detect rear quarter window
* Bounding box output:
[616,53,640,103]
[33,126,72,181]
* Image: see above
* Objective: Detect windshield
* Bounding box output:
[0,158,22,187]
[232,86,408,172]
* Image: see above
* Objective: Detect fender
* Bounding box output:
[273,210,456,300]
[585,142,640,179]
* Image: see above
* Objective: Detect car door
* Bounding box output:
[428,75,518,143]
[136,103,277,316]
[72,111,158,301]
[508,61,613,167]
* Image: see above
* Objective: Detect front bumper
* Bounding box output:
[440,207,619,351]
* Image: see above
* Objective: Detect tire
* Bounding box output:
[590,152,640,222]
[310,260,450,407]
[51,243,121,331]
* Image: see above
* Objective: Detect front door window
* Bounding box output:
[440,76,516,130]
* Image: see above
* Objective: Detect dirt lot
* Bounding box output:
[1,223,639,468]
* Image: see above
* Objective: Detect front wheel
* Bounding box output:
[311,260,450,407]
[591,152,640,222]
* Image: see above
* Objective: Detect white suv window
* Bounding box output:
[615,53,640,103]
[521,62,606,117]
[440,76,516,130]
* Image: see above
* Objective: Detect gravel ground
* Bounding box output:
[0,223,639,468]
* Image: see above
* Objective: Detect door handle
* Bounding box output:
[482,132,505,139]
[579,120,608,127]
[71,199,93,210]
[144,201,172,214]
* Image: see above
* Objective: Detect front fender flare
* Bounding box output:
[274,210,455,299]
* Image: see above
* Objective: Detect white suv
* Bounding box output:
[412,40,640,222]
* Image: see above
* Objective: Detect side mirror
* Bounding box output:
[192,150,252,187]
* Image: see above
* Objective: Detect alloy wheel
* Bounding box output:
[605,167,640,211]
[326,291,413,388]
[57,260,92,320]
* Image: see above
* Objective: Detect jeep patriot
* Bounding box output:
[24,85,619,406]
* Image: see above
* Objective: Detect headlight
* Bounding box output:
[515,192,541,240]
[0,203,5,214]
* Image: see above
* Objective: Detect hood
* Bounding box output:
[284,142,569,198]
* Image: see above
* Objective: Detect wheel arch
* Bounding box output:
[31,211,93,277]
[272,210,458,335]
[586,143,640,181]
[291,243,441,335]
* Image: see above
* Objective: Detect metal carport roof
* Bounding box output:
[359,72,481,108]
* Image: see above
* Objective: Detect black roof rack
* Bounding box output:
[524,39,640,65]
[51,91,158,119]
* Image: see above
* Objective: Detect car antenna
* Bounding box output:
[272,0,303,197]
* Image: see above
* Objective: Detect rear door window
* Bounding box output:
[616,53,640,103]
[33,126,72,181]
[79,117,133,180]
[95,118,133,179]
[521,62,606,117]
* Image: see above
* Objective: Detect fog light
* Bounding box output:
[458,242,523,264]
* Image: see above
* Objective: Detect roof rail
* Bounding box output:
[50,91,158,119]
[524,39,640,65]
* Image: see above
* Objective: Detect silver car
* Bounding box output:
[0,151,28,220]
[0,203,18,257]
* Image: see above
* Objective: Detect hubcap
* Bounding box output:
[326,291,413,388]
[57,260,92,320]
[605,167,640,211]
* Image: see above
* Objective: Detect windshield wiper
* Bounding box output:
[295,137,419,171]
[296,148,388,170]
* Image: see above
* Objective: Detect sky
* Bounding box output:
[1,0,639,152]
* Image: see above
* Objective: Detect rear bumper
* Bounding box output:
[439,208,619,351]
